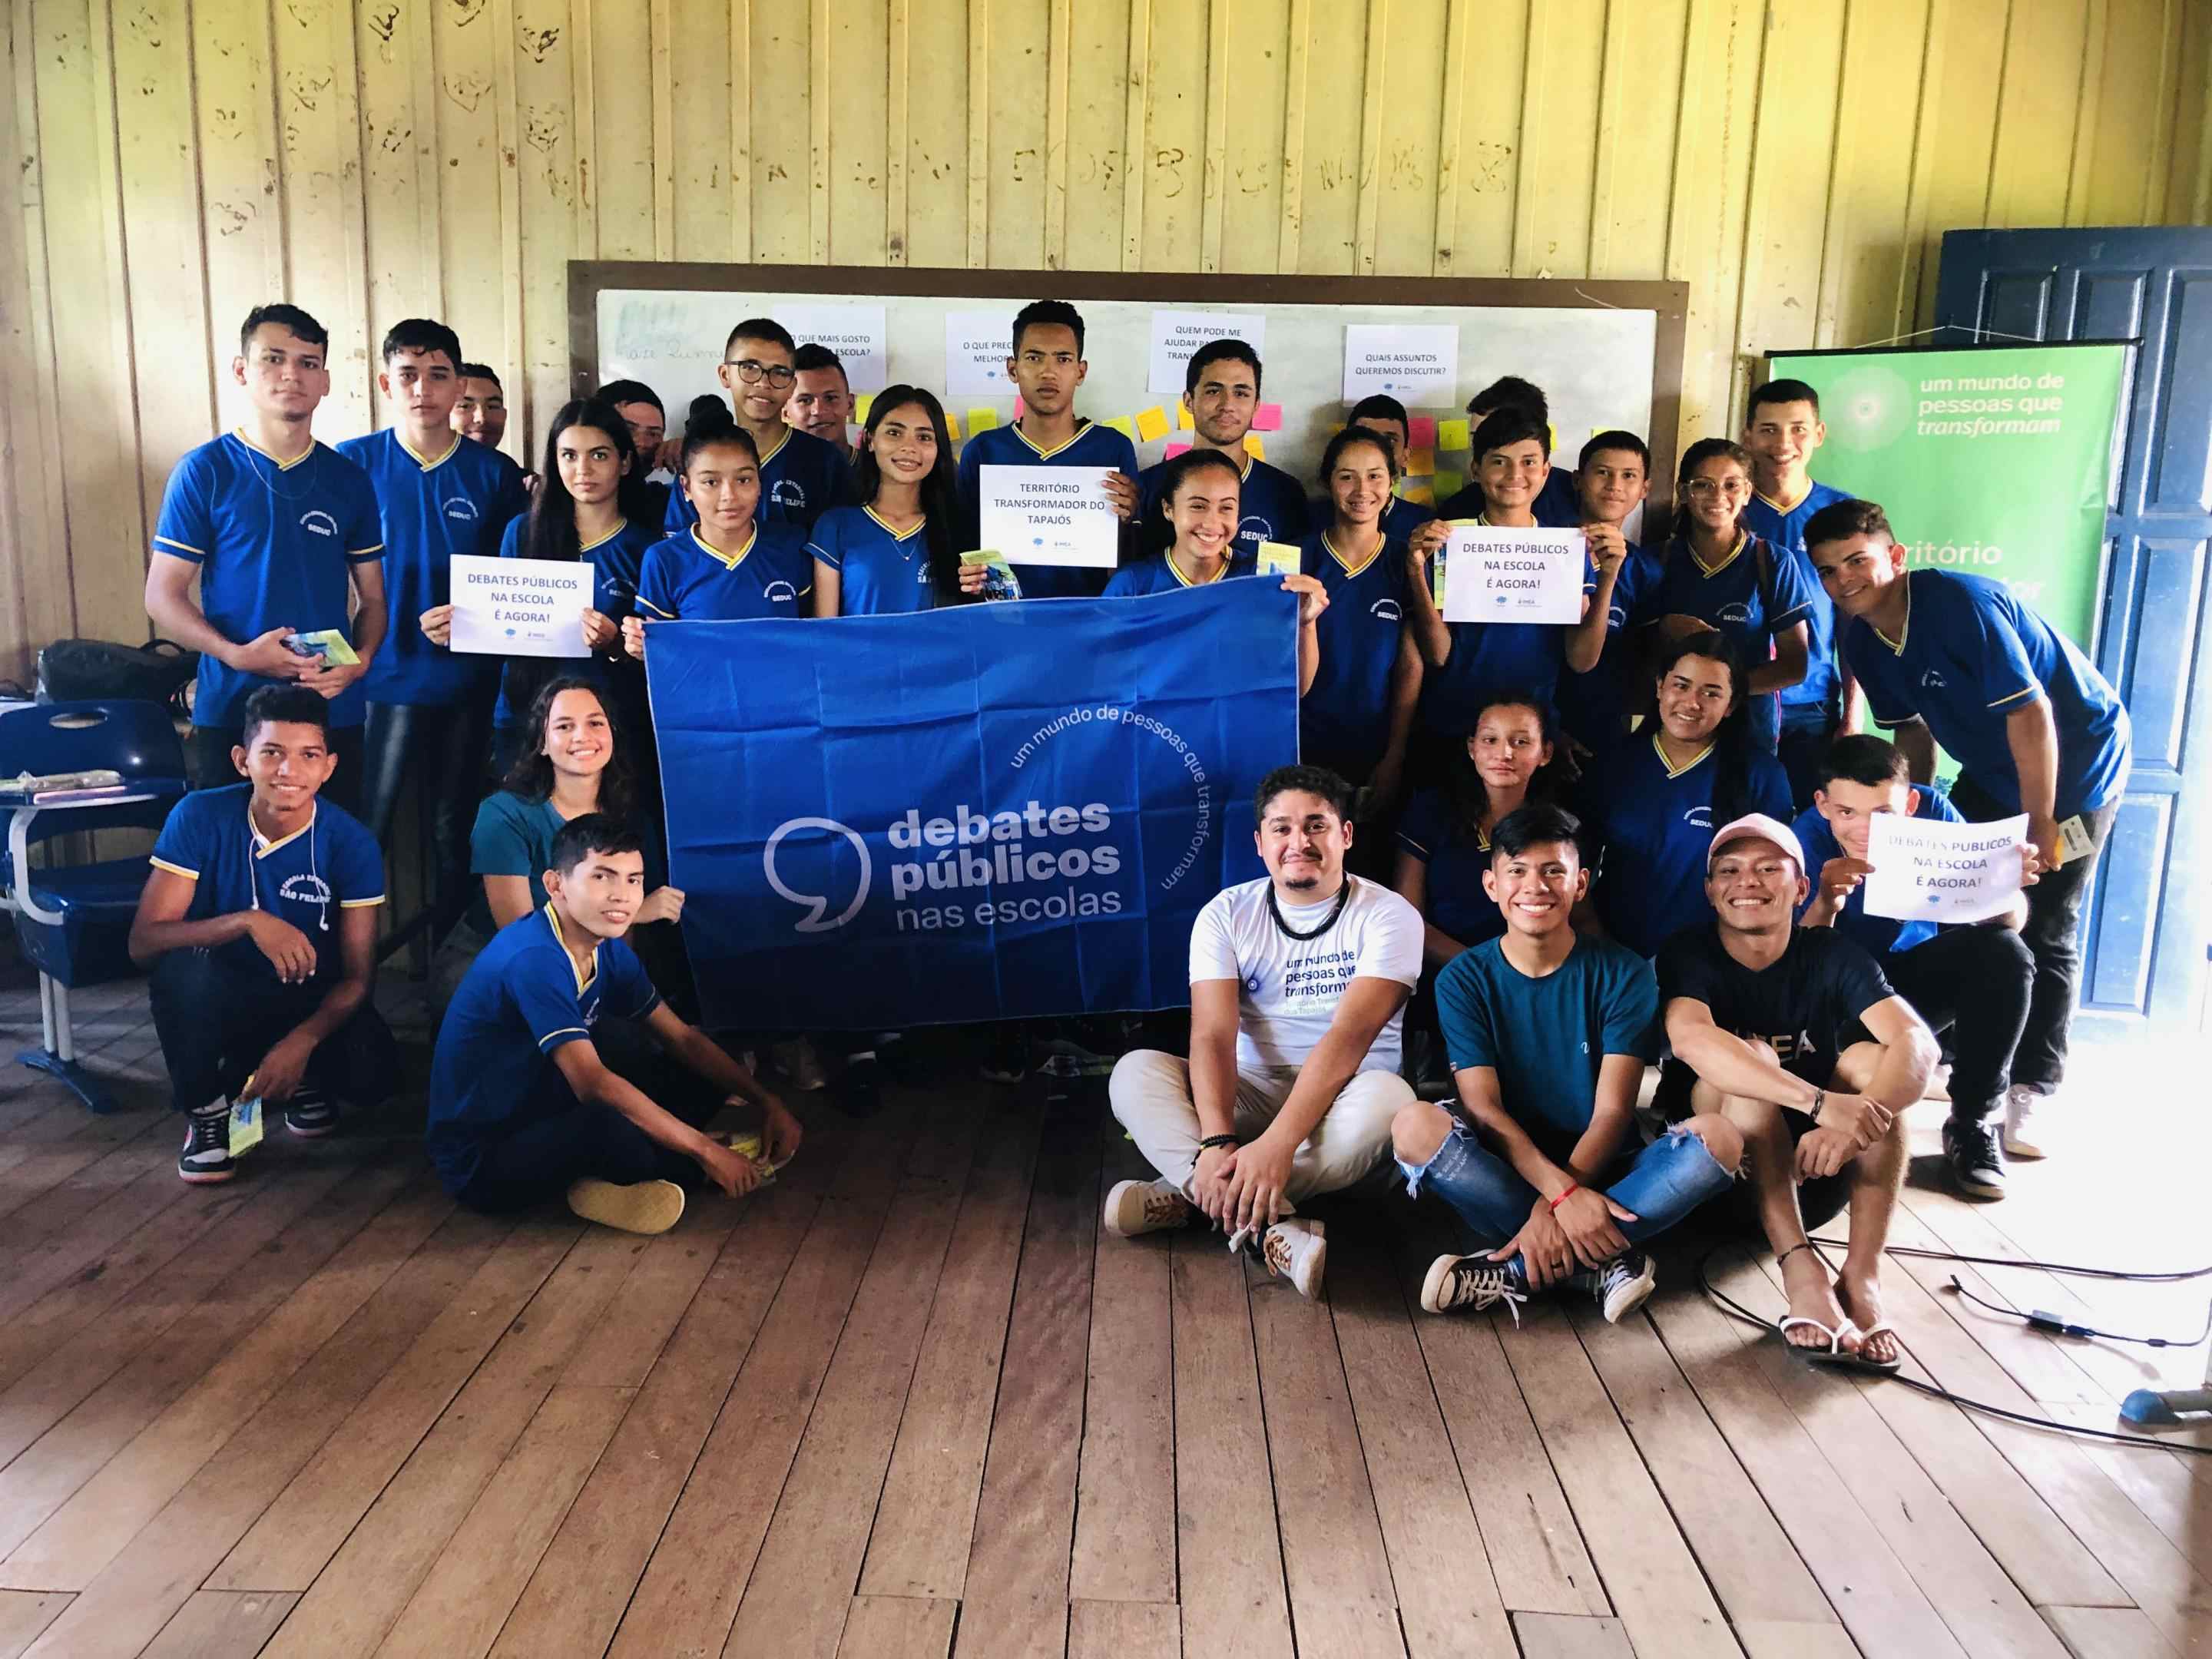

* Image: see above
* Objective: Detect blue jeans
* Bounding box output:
[1399,1121,1734,1270]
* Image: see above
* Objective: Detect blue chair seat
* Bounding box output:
[10,856,155,986]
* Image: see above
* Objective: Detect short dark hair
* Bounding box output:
[380,317,462,372]
[1254,764,1354,826]
[1579,429,1650,470]
[549,813,644,876]
[240,684,331,747]
[1011,299,1086,357]
[459,362,502,386]
[1491,803,1584,866]
[1747,377,1822,421]
[1347,394,1410,437]
[597,378,663,413]
[240,304,327,355]
[1819,733,1910,791]
[791,343,846,379]
[1471,407,1548,462]
[1468,375,1548,430]
[681,395,759,472]
[1804,497,1892,551]
[1186,338,1262,397]
[724,317,796,356]
[1318,423,1400,485]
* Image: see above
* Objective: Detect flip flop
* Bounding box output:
[1841,1321,1904,1376]
[1779,1315,1902,1376]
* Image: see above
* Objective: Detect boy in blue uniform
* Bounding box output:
[953,300,1141,599]
[341,319,529,929]
[1556,430,1661,746]
[783,343,856,461]
[1742,379,1856,805]
[455,363,535,492]
[1436,377,1583,528]
[1808,498,2130,1163]
[428,814,803,1235]
[129,687,399,1184]
[1392,804,1740,1324]
[1347,396,1436,545]
[144,304,387,813]
[1136,339,1308,561]
[662,319,850,535]
[599,377,672,527]
[1793,734,2038,1200]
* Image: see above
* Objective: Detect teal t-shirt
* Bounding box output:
[462,790,665,932]
[1433,933,1660,1155]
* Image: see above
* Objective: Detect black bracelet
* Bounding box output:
[1197,1133,1241,1153]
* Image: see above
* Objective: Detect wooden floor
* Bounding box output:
[0,978,2207,1659]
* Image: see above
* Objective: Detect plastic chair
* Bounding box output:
[1,701,188,1111]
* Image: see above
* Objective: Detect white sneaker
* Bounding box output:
[2002,1084,2050,1159]
[1260,1219,1326,1299]
[1104,1178,1192,1238]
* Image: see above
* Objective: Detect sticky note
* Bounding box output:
[1409,415,1439,449]
[854,393,875,423]
[1164,440,1192,459]
[1252,402,1283,432]
[1400,482,1435,505]
[1136,406,1172,442]
[1177,403,1194,431]
[1438,418,1471,451]
[1106,416,1137,440]
[1434,469,1465,501]
[1243,433,1265,460]
[943,410,961,439]
[1013,396,1026,421]
[966,406,999,434]
[1404,447,1435,476]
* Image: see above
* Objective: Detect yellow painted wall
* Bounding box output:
[0,0,2206,680]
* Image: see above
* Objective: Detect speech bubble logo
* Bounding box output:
[763,816,871,932]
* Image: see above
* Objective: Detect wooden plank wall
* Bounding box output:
[0,0,2206,683]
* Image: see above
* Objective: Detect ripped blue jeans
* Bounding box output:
[1399,1121,1734,1270]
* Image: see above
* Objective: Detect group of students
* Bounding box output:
[120,296,2131,1326]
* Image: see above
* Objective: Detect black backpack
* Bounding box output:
[35,637,198,718]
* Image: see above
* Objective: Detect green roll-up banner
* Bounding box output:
[1766,343,2130,650]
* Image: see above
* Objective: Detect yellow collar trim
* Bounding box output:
[1872,575,1911,654]
[752,426,790,469]
[398,431,462,472]
[1012,418,1090,461]
[863,505,925,542]
[1754,483,1811,515]
[692,525,757,569]
[250,802,316,858]
[1322,531,1382,576]
[579,519,632,554]
[1167,550,1230,587]
[543,902,599,995]
[1651,730,1715,780]
[232,429,314,471]
[1690,530,1749,578]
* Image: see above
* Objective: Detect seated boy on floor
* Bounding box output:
[426,813,802,1235]
[1392,803,1742,1324]
[131,684,400,1185]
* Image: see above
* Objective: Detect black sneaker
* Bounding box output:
[1589,1249,1657,1323]
[1418,1253,1530,1320]
[178,1104,235,1184]
[285,1088,338,1138]
[981,1026,1028,1085]
[1943,1116,2006,1200]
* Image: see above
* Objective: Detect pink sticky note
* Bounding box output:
[1252,402,1283,432]
[1013,396,1026,421]
[1408,415,1439,448]
[1164,441,1192,459]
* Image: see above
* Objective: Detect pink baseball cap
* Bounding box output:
[1707,813,1806,870]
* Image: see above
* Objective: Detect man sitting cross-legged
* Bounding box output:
[1104,764,1422,1300]
[1657,813,1938,1371]
[1395,804,1743,1325]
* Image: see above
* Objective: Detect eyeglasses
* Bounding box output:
[725,358,796,388]
[1684,476,1750,498]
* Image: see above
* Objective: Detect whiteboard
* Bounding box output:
[594,288,1657,495]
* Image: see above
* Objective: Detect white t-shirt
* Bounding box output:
[1189,875,1424,1075]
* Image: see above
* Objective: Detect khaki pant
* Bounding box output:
[1108,1048,1410,1201]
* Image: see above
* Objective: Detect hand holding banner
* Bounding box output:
[448,555,593,657]
[1861,811,2030,923]
[1440,526,1588,624]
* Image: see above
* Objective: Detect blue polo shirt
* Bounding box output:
[1299,531,1409,783]
[1840,569,2130,820]
[1790,785,1962,957]
[148,783,385,982]
[1419,518,1595,737]
[1644,531,1817,751]
[1380,496,1434,545]
[955,419,1141,600]
[636,524,813,621]
[1137,453,1310,565]
[488,515,660,730]
[425,904,663,1194]
[662,426,850,535]
[1395,789,1505,950]
[337,429,527,708]
[1437,468,1582,529]
[1557,541,1662,744]
[1577,731,1791,959]
[151,432,386,728]
[1745,482,1852,723]
[808,505,939,615]
[1102,551,1256,597]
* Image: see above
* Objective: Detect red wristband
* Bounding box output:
[1548,1183,1580,1212]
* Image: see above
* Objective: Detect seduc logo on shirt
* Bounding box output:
[442,497,480,523]
[1683,805,1714,830]
[300,509,338,538]
[763,580,799,604]
[1920,668,1948,690]
[1369,598,1403,622]
[1717,601,1753,625]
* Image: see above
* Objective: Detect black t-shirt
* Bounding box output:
[1655,922,1894,1099]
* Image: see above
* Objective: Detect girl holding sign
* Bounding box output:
[810,386,964,617]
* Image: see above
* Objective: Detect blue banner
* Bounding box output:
[647,583,1301,1031]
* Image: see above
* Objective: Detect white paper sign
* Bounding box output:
[977,465,1121,568]
[1342,323,1459,402]
[777,303,889,392]
[449,555,592,658]
[945,310,1016,397]
[1149,310,1267,396]
[1441,526,1588,624]
[1862,812,2029,924]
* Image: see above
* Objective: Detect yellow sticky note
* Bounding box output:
[944,409,961,439]
[1243,433,1265,460]
[1400,482,1435,506]
[1434,469,1465,501]
[1135,406,1172,442]
[1438,418,1471,451]
[1177,403,1194,431]
[967,406,999,434]
[855,393,875,423]
[1405,447,1435,476]
[1106,416,1137,441]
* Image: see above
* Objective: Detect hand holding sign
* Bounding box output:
[449,555,594,658]
[1862,811,2032,923]
[1440,525,1588,624]
[977,465,1121,568]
